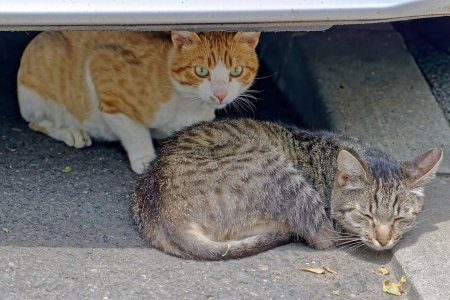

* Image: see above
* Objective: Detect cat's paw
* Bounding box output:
[130,153,156,174]
[63,128,92,149]
[309,225,338,250]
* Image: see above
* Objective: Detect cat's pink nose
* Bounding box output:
[213,91,228,103]
[377,238,390,246]
[375,224,392,247]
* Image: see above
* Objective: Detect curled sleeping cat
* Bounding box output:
[17,31,260,173]
[133,118,443,260]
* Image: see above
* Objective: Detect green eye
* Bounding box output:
[194,66,209,77]
[230,65,243,77]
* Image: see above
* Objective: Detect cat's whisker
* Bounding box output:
[238,96,257,107]
[306,234,362,251]
[240,99,258,112]
[335,232,359,237]
[233,97,256,115]
[240,94,258,105]
[336,244,359,253]
[332,237,361,243]
[240,90,259,97]
[243,89,262,94]
[238,98,257,114]
[240,92,260,102]
[338,240,366,254]
[339,239,362,248]
[254,72,279,80]
[233,100,249,116]
[344,243,366,254]
[329,229,360,237]
[336,238,362,247]
[230,101,243,115]
[337,242,360,249]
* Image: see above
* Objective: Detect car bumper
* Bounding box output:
[1,0,450,31]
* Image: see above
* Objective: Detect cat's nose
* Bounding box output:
[213,91,228,103]
[377,238,390,246]
[375,224,392,247]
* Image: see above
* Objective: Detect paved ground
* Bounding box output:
[1,21,450,299]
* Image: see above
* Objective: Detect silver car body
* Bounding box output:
[1,0,450,31]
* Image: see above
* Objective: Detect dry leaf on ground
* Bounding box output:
[378,266,390,275]
[62,166,72,173]
[332,289,341,296]
[302,267,326,274]
[383,276,407,296]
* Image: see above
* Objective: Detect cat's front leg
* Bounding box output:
[286,178,338,250]
[309,223,338,250]
[101,112,156,174]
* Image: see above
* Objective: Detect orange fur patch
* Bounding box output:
[19,32,173,124]
[170,32,259,87]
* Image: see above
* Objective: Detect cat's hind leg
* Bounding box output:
[164,222,292,260]
[29,120,92,149]
[18,85,92,149]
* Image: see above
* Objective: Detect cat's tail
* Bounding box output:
[167,224,291,260]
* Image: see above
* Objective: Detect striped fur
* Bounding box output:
[133,119,443,259]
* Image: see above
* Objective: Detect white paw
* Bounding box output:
[63,129,92,149]
[130,153,156,174]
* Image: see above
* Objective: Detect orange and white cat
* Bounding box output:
[17,31,260,173]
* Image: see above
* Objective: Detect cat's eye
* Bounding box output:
[230,65,244,77]
[194,66,209,78]
[360,213,373,220]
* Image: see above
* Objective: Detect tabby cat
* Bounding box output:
[17,31,260,173]
[133,118,443,260]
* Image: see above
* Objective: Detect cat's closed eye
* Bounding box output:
[354,211,375,226]
[360,212,373,219]
[394,216,414,226]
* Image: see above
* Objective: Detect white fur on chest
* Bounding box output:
[148,92,215,138]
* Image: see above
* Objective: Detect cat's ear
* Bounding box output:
[234,32,261,48]
[401,148,443,186]
[171,31,201,48]
[337,150,368,189]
